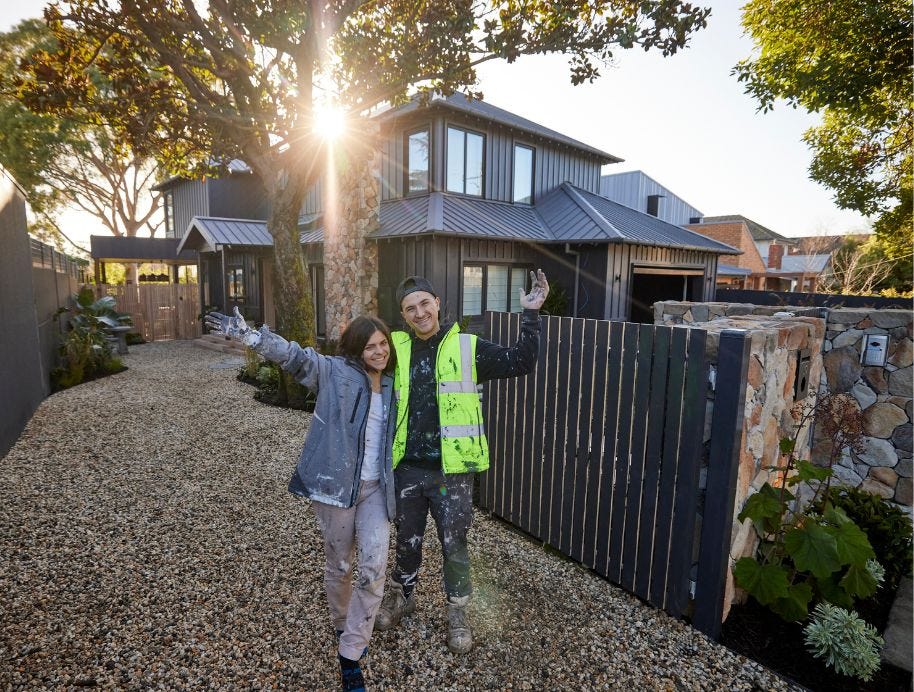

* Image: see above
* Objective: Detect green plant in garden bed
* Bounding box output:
[733,394,882,622]
[51,287,131,391]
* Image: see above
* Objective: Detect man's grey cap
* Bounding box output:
[396,275,437,306]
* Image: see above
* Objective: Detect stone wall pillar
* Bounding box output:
[322,122,381,342]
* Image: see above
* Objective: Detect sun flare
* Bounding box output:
[313,104,346,140]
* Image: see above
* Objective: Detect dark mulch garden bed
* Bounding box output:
[721,595,911,692]
[236,371,315,411]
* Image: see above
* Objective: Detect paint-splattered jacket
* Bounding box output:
[284,343,397,519]
[395,308,541,473]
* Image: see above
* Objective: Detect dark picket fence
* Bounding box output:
[479,312,748,633]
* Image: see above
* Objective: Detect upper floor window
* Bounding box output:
[163,189,176,237]
[446,126,484,196]
[406,128,429,195]
[513,144,534,204]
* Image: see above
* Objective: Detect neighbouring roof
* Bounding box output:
[699,215,796,245]
[377,93,621,164]
[90,235,197,263]
[152,159,253,191]
[176,217,273,254]
[768,254,832,275]
[717,264,752,276]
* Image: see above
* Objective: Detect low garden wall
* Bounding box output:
[657,302,913,511]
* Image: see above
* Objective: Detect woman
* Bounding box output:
[205,308,396,692]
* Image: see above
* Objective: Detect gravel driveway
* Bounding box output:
[1,341,797,690]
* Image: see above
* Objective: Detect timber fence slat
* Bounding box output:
[558,318,585,557]
[571,318,597,564]
[581,319,610,570]
[529,316,552,541]
[595,321,624,575]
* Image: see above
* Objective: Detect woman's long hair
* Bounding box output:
[338,315,396,375]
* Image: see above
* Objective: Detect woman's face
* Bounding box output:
[361,329,390,372]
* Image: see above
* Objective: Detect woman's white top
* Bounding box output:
[360,392,384,481]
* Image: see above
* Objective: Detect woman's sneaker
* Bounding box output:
[338,654,365,692]
[373,582,416,631]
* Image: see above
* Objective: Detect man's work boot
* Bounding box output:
[373,582,415,631]
[446,595,473,654]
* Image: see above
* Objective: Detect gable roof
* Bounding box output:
[769,254,832,275]
[377,93,621,164]
[700,215,796,244]
[176,216,273,253]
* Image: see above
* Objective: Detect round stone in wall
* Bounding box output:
[854,436,899,468]
[824,346,863,393]
[863,402,909,438]
[888,366,913,397]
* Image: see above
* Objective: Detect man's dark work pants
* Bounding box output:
[392,464,474,598]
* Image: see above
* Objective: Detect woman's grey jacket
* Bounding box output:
[282,342,397,520]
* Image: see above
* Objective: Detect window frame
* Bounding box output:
[461,262,532,317]
[512,143,535,205]
[445,124,486,197]
[404,126,431,196]
[163,189,176,237]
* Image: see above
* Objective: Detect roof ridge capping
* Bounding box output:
[559,182,624,240]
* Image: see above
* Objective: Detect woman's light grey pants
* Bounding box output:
[312,479,390,661]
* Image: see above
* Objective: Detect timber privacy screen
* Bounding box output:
[480,312,710,622]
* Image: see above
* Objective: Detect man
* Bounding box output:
[374,270,549,654]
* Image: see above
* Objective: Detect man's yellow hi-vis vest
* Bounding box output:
[391,324,490,474]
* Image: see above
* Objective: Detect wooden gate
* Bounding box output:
[480,313,709,619]
[97,284,202,342]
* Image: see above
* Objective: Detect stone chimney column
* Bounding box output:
[322,121,381,342]
[767,244,784,270]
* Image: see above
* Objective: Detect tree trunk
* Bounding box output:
[322,125,381,341]
[267,194,316,347]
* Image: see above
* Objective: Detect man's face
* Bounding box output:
[400,290,441,340]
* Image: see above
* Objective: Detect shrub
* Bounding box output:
[733,394,879,621]
[803,603,883,681]
[816,486,913,592]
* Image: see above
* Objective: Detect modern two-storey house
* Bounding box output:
[156,94,739,333]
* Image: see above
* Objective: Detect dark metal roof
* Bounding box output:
[152,160,253,191]
[89,235,197,263]
[700,215,796,244]
[536,184,740,254]
[717,264,752,276]
[176,217,273,253]
[377,93,621,164]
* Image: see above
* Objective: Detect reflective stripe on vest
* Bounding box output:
[391,325,489,474]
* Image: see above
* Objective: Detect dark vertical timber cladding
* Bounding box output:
[607,322,639,581]
[558,318,586,556]
[500,313,523,524]
[648,326,689,608]
[571,319,598,563]
[581,319,610,569]
[633,325,671,601]
[694,330,750,639]
[547,317,572,547]
[666,329,709,616]
[620,324,654,592]
[513,316,534,529]
[596,321,624,574]
[530,316,554,541]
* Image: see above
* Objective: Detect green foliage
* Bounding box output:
[803,603,884,681]
[51,289,131,391]
[733,395,879,621]
[735,0,912,280]
[814,486,914,591]
[541,279,569,317]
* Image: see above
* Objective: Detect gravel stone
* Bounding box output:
[0,342,798,691]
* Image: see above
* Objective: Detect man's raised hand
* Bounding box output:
[518,269,550,310]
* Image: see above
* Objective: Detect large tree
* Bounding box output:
[22,0,710,344]
[0,19,162,257]
[734,0,912,273]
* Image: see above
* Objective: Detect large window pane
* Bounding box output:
[510,267,527,312]
[462,266,483,316]
[513,145,533,204]
[446,127,464,193]
[466,132,484,196]
[486,265,508,312]
[407,129,429,194]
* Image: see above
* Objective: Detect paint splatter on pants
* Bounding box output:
[312,479,390,661]
[392,465,474,598]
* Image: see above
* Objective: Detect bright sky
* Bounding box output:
[1,2,870,252]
